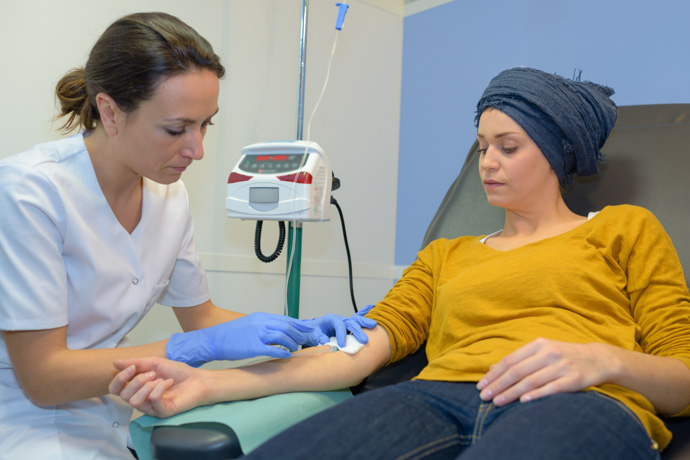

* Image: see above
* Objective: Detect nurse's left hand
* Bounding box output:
[475,338,615,406]
[166,312,314,367]
[109,357,208,418]
[302,304,377,347]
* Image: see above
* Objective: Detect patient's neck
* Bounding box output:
[484,201,586,251]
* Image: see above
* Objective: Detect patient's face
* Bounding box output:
[476,109,560,210]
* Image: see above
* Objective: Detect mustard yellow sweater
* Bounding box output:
[367,205,690,450]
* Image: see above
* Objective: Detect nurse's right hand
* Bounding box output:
[166,312,313,367]
[109,357,206,418]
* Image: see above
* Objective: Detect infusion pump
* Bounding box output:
[226,141,332,222]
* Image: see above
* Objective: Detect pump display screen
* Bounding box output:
[249,187,279,204]
[238,153,308,174]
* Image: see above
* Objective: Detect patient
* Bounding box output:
[110,67,690,459]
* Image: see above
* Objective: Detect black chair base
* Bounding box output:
[151,422,243,460]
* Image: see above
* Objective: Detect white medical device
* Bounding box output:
[226,141,332,222]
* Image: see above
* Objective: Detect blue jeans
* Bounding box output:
[244,380,660,459]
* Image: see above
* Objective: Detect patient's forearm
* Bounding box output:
[202,326,391,405]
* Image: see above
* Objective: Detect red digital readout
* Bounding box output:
[255,155,289,161]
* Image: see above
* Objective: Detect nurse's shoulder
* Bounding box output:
[1,133,86,169]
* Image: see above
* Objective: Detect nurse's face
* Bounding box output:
[116,69,220,185]
[476,108,560,210]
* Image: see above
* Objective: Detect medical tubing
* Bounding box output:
[284,29,341,314]
[331,196,359,313]
[255,220,286,263]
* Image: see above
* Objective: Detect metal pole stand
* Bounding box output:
[287,0,309,319]
[286,222,303,318]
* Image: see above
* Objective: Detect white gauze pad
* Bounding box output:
[328,335,366,354]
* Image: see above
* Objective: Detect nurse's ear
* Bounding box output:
[94,92,123,137]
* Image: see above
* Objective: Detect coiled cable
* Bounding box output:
[254,221,286,263]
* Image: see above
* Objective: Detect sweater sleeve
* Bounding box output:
[366,240,443,363]
[624,207,690,415]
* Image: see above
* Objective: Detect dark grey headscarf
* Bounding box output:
[475,67,617,184]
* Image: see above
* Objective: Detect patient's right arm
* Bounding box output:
[109,326,392,418]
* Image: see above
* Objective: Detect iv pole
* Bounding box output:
[285,0,309,319]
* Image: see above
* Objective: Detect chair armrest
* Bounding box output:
[151,422,243,460]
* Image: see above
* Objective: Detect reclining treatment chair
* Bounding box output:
[359,103,690,459]
[147,103,690,459]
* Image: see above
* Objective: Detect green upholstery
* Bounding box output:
[130,389,352,459]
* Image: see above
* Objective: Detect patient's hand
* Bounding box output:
[475,338,614,407]
[109,357,210,418]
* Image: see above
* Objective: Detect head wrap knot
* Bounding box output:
[475,67,617,184]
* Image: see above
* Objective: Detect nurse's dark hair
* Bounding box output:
[55,12,225,133]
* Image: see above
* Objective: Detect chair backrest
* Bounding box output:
[422,104,690,282]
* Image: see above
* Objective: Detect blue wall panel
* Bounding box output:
[396,0,690,265]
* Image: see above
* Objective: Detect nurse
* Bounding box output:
[0,11,373,459]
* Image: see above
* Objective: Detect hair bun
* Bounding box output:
[55,68,95,132]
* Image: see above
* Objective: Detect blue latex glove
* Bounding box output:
[166,312,313,367]
[302,304,377,347]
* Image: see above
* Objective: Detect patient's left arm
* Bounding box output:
[109,326,391,418]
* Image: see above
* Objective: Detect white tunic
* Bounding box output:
[0,133,210,459]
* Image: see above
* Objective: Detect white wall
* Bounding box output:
[0,0,402,344]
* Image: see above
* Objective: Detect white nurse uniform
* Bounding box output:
[0,132,210,459]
